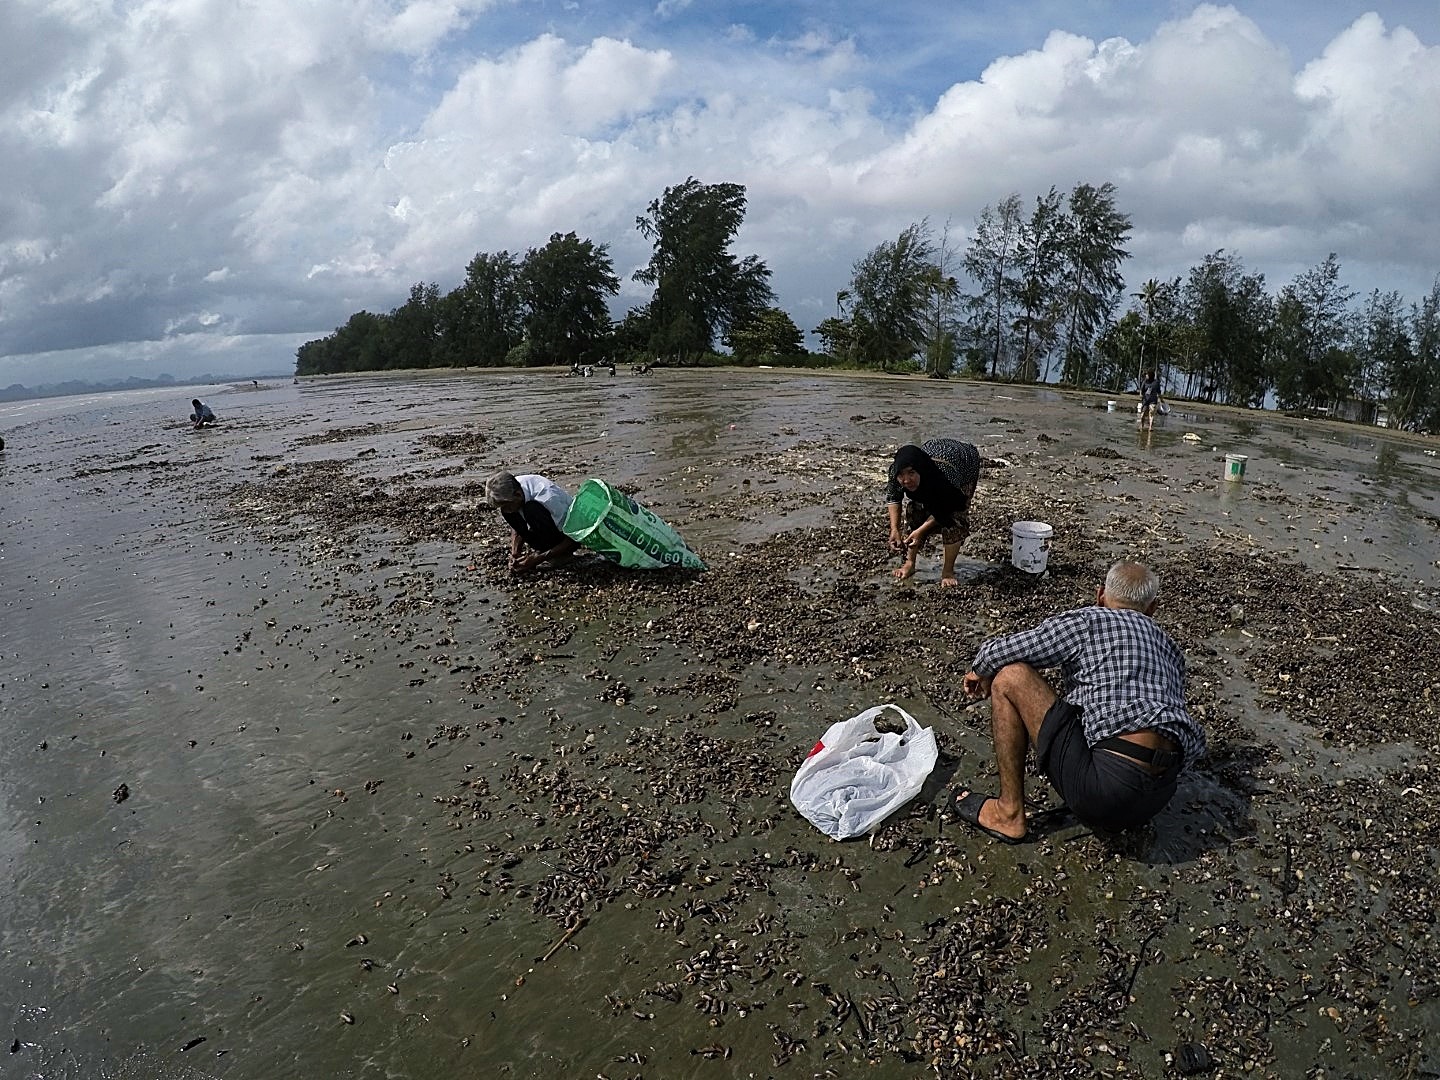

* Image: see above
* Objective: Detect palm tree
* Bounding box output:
[921,267,959,376]
[1134,278,1163,388]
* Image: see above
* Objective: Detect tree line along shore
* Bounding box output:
[295,176,1440,434]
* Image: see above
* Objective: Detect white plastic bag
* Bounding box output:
[789,704,939,840]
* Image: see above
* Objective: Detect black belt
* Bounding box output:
[1095,735,1180,772]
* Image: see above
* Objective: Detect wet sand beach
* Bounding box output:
[2,369,1438,1079]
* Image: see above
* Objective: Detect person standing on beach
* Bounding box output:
[485,471,581,574]
[884,439,982,588]
[950,561,1205,844]
[1137,370,1164,430]
[190,399,217,429]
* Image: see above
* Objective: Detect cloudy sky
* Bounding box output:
[3,1,1439,386]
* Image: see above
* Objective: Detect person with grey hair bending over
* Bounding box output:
[951,561,1205,843]
[484,471,581,575]
[190,399,217,429]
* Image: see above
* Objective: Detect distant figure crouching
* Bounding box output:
[190,399,217,429]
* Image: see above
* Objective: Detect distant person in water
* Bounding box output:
[190,399,217,429]
[484,471,581,575]
[884,439,983,588]
[1137,370,1164,430]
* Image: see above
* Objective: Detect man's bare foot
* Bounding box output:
[953,790,1027,843]
[940,575,959,588]
[892,560,916,580]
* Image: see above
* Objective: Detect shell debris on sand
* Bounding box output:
[176,376,1440,1077]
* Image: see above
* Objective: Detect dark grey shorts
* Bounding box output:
[1034,699,1179,832]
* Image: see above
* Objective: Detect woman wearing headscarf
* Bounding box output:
[885,438,982,587]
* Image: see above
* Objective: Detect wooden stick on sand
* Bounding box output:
[540,917,587,963]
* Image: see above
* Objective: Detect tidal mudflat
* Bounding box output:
[2,369,1437,1079]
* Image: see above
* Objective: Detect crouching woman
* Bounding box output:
[884,439,981,588]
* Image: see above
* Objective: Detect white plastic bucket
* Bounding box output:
[1223,453,1248,482]
[1106,400,1116,412]
[1011,521,1053,574]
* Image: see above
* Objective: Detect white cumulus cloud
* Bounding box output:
[2,0,1439,384]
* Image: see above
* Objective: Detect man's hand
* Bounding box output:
[512,553,541,574]
[887,527,905,553]
[962,671,991,699]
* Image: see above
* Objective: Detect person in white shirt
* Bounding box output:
[190,399,217,429]
[484,471,580,574]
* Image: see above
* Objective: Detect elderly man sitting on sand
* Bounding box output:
[951,560,1206,843]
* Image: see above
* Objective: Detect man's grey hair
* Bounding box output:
[484,471,523,507]
[1105,561,1159,610]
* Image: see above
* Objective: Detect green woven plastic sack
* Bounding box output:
[562,479,706,571]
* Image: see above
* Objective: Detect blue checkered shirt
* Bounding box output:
[972,606,1206,768]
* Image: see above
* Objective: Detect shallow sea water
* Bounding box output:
[1,370,1437,1078]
